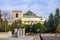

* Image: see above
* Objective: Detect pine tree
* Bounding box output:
[44,20,47,28]
[47,13,54,32]
[54,8,60,32]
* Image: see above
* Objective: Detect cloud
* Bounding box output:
[0,0,60,18]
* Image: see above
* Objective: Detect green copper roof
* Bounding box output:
[23,15,40,18]
[23,10,40,18]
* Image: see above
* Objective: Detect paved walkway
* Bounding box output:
[0,34,41,40]
[33,34,41,40]
[42,36,60,40]
[0,36,33,40]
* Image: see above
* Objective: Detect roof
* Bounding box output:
[23,15,40,18]
[12,10,22,12]
[23,10,40,18]
[24,10,36,15]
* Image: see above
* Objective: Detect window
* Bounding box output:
[28,21,29,23]
[24,21,26,23]
[41,18,43,20]
[16,13,18,18]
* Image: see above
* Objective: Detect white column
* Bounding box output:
[22,28,25,36]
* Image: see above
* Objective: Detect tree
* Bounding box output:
[47,13,55,32]
[54,8,60,32]
[44,20,48,32]
[32,23,47,33]
[10,19,22,34]
[3,19,8,32]
[3,11,9,20]
[15,19,22,28]
[44,20,48,27]
[2,11,9,32]
[3,11,12,24]
[44,8,60,33]
[0,10,3,24]
[6,25,11,32]
[0,10,4,32]
[56,23,60,32]
[23,24,32,33]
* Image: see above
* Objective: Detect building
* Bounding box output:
[12,10,46,25]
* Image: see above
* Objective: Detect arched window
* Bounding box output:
[16,13,18,18]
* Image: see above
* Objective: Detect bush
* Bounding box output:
[23,24,32,33]
[23,23,47,33]
[32,23,47,33]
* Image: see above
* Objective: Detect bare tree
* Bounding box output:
[2,11,11,32]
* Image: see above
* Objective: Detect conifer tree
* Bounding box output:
[54,8,60,32]
[47,13,54,32]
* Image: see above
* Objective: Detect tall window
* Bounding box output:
[16,13,18,18]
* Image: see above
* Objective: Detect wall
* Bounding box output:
[22,18,46,24]
[0,31,12,38]
[12,11,23,22]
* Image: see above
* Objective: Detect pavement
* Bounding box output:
[0,37,33,40]
[41,36,60,40]
[0,34,60,40]
[33,34,41,40]
[0,34,41,40]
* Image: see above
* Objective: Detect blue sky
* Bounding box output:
[0,0,60,18]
